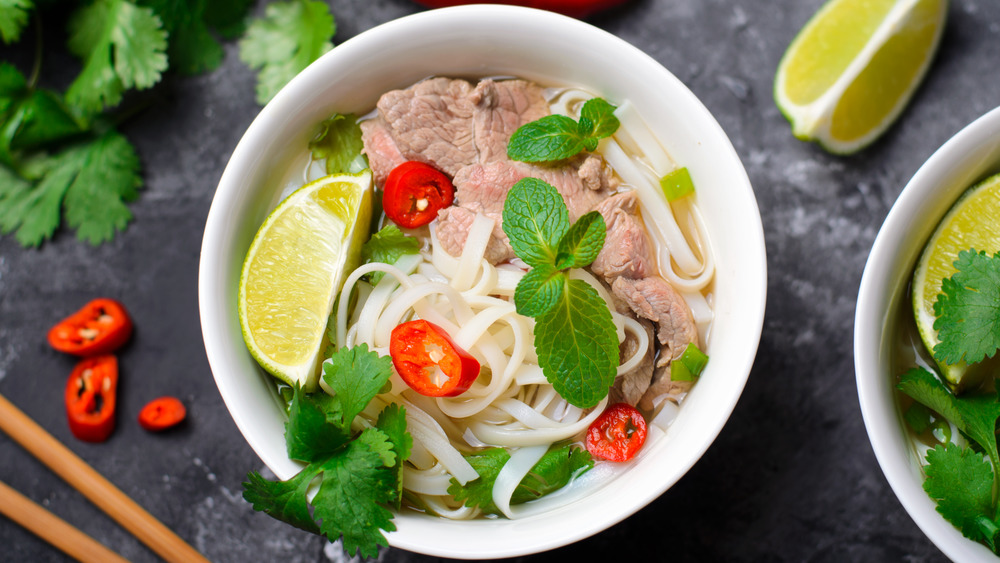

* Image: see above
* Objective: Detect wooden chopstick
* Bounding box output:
[0,393,211,563]
[0,479,129,563]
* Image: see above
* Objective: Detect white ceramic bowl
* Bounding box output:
[856,106,1000,561]
[199,5,766,558]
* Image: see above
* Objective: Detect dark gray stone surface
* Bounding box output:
[1,0,996,561]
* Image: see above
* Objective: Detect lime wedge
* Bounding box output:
[239,170,372,390]
[912,173,1000,389]
[774,0,947,154]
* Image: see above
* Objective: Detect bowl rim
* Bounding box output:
[855,105,1000,561]
[199,4,767,558]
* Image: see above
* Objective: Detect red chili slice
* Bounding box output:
[138,397,187,431]
[48,298,133,357]
[382,161,455,228]
[389,320,479,397]
[585,402,647,462]
[65,355,118,443]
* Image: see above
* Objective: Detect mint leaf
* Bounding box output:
[578,97,619,142]
[66,0,168,113]
[243,468,320,534]
[447,444,593,515]
[898,367,1000,478]
[507,114,586,162]
[535,278,619,408]
[321,343,393,430]
[933,249,1000,366]
[285,385,350,462]
[0,0,32,44]
[501,177,569,267]
[514,264,565,317]
[238,0,335,105]
[507,97,618,162]
[360,225,420,285]
[924,443,998,545]
[309,113,365,175]
[554,210,605,269]
[312,438,397,559]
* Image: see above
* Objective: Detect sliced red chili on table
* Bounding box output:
[64,355,118,443]
[48,298,133,356]
[382,161,455,228]
[389,319,480,397]
[138,397,187,431]
[585,402,647,462]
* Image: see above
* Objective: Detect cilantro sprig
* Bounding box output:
[0,0,336,247]
[502,177,619,408]
[243,344,411,558]
[932,249,1000,366]
[507,97,619,163]
[360,225,421,286]
[447,443,593,515]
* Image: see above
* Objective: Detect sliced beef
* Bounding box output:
[638,364,694,411]
[360,78,477,184]
[470,79,550,163]
[435,205,515,264]
[608,317,655,406]
[590,191,655,280]
[611,276,698,364]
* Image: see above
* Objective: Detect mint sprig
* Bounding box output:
[502,177,619,408]
[243,344,410,558]
[933,249,1000,366]
[507,97,619,163]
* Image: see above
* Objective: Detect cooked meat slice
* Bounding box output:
[611,276,698,363]
[608,317,655,406]
[578,154,618,192]
[362,77,477,182]
[590,191,655,280]
[471,79,549,163]
[359,118,407,185]
[435,205,514,264]
[638,364,694,411]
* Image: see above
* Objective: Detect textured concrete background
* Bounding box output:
[1,0,998,561]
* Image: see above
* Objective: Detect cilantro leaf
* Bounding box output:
[933,249,1000,366]
[898,367,1000,480]
[243,468,321,534]
[360,224,420,285]
[501,177,569,267]
[309,113,365,175]
[0,0,32,44]
[375,403,411,507]
[202,0,252,38]
[447,444,593,515]
[312,438,397,559]
[513,264,565,317]
[535,278,619,408]
[238,0,335,105]
[554,210,605,269]
[140,0,225,74]
[66,0,168,113]
[923,443,999,546]
[321,343,393,430]
[285,385,350,463]
[507,97,619,162]
[0,129,141,246]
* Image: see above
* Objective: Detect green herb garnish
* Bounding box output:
[309,113,366,175]
[671,342,709,382]
[243,344,411,558]
[238,0,335,105]
[360,225,421,286]
[932,249,1000,366]
[447,443,593,515]
[502,177,619,408]
[507,97,619,163]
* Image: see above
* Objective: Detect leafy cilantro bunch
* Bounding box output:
[502,177,620,409]
[0,0,336,247]
[899,249,1000,551]
[243,344,411,558]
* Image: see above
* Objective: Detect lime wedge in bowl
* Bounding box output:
[239,170,372,390]
[774,0,947,154]
[912,173,1000,389]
